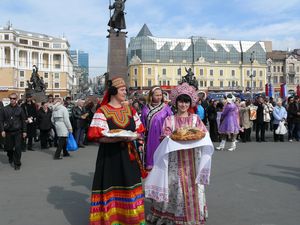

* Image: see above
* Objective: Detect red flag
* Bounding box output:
[265,83,269,97]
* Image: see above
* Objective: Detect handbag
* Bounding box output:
[275,121,287,135]
[66,133,78,151]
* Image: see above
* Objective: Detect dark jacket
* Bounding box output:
[206,105,217,121]
[288,102,300,123]
[21,102,37,136]
[72,106,87,129]
[37,108,52,130]
[0,104,27,132]
[255,103,264,123]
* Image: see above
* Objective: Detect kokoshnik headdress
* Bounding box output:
[170,82,199,107]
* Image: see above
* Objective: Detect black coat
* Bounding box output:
[0,104,27,132]
[21,102,37,136]
[287,102,300,123]
[72,106,88,129]
[255,103,264,123]
[37,108,52,130]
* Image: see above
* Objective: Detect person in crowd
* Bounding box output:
[64,96,75,127]
[51,97,73,159]
[145,82,214,224]
[216,101,224,129]
[264,97,274,131]
[72,99,88,148]
[216,94,240,151]
[47,94,54,110]
[87,77,145,225]
[141,86,172,170]
[206,99,219,142]
[83,99,95,145]
[0,93,27,170]
[272,98,287,142]
[37,102,52,149]
[132,100,141,117]
[254,96,266,142]
[21,94,37,151]
[0,100,4,150]
[294,96,300,141]
[196,98,206,123]
[239,100,253,143]
[287,96,297,142]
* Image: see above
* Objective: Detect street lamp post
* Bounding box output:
[249,51,255,99]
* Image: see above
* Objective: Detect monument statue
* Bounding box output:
[29,65,45,93]
[108,0,126,32]
[180,67,198,90]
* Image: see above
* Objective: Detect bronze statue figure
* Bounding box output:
[29,65,46,93]
[180,67,198,90]
[108,0,126,32]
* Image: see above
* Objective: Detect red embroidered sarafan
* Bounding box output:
[101,104,132,128]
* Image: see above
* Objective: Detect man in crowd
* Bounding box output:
[0,93,27,170]
[72,99,88,148]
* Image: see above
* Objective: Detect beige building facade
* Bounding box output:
[0,25,74,99]
[127,24,270,94]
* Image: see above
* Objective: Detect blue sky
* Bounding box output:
[1,0,299,77]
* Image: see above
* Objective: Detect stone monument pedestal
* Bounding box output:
[25,88,47,103]
[107,30,128,82]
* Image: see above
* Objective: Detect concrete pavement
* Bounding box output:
[0,134,299,225]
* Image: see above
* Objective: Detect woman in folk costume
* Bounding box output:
[216,94,240,151]
[141,86,172,170]
[145,82,214,225]
[87,77,146,225]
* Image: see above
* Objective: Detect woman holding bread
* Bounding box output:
[87,77,146,225]
[146,82,214,225]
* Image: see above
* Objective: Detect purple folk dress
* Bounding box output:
[218,103,240,134]
[141,103,172,169]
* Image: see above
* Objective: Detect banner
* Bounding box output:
[265,83,269,97]
[269,83,273,98]
[280,83,287,98]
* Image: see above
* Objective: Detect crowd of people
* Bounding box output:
[0,78,299,224]
[0,93,96,169]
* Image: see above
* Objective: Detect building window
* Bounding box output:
[43,42,50,48]
[167,81,170,86]
[297,66,300,73]
[273,66,276,72]
[267,66,271,72]
[20,71,25,78]
[148,80,151,87]
[54,73,60,79]
[281,66,284,72]
[273,76,278,84]
[147,68,151,75]
[253,70,256,77]
[53,43,61,48]
[134,68,137,75]
[260,81,263,88]
[253,81,256,88]
[159,81,162,85]
[220,70,223,76]
[231,70,235,76]
[134,80,137,87]
[19,81,25,88]
[177,68,181,76]
[247,70,250,76]
[199,81,203,87]
[259,71,263,77]
[45,82,48,88]
[220,81,223,87]
[200,69,204,76]
[280,76,284,83]
[44,73,48,79]
[54,82,60,88]
[162,68,166,75]
[277,66,280,72]
[210,69,213,76]
[210,81,214,86]
[247,81,250,87]
[32,41,39,47]
[4,34,9,40]
[20,39,28,45]
[228,81,231,87]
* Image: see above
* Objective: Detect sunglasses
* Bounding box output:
[10,97,17,100]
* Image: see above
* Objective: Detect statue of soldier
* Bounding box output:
[108,0,126,31]
[30,65,45,93]
[183,67,194,84]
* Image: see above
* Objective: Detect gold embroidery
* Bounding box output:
[101,105,132,128]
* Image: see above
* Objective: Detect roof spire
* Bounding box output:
[137,24,153,37]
